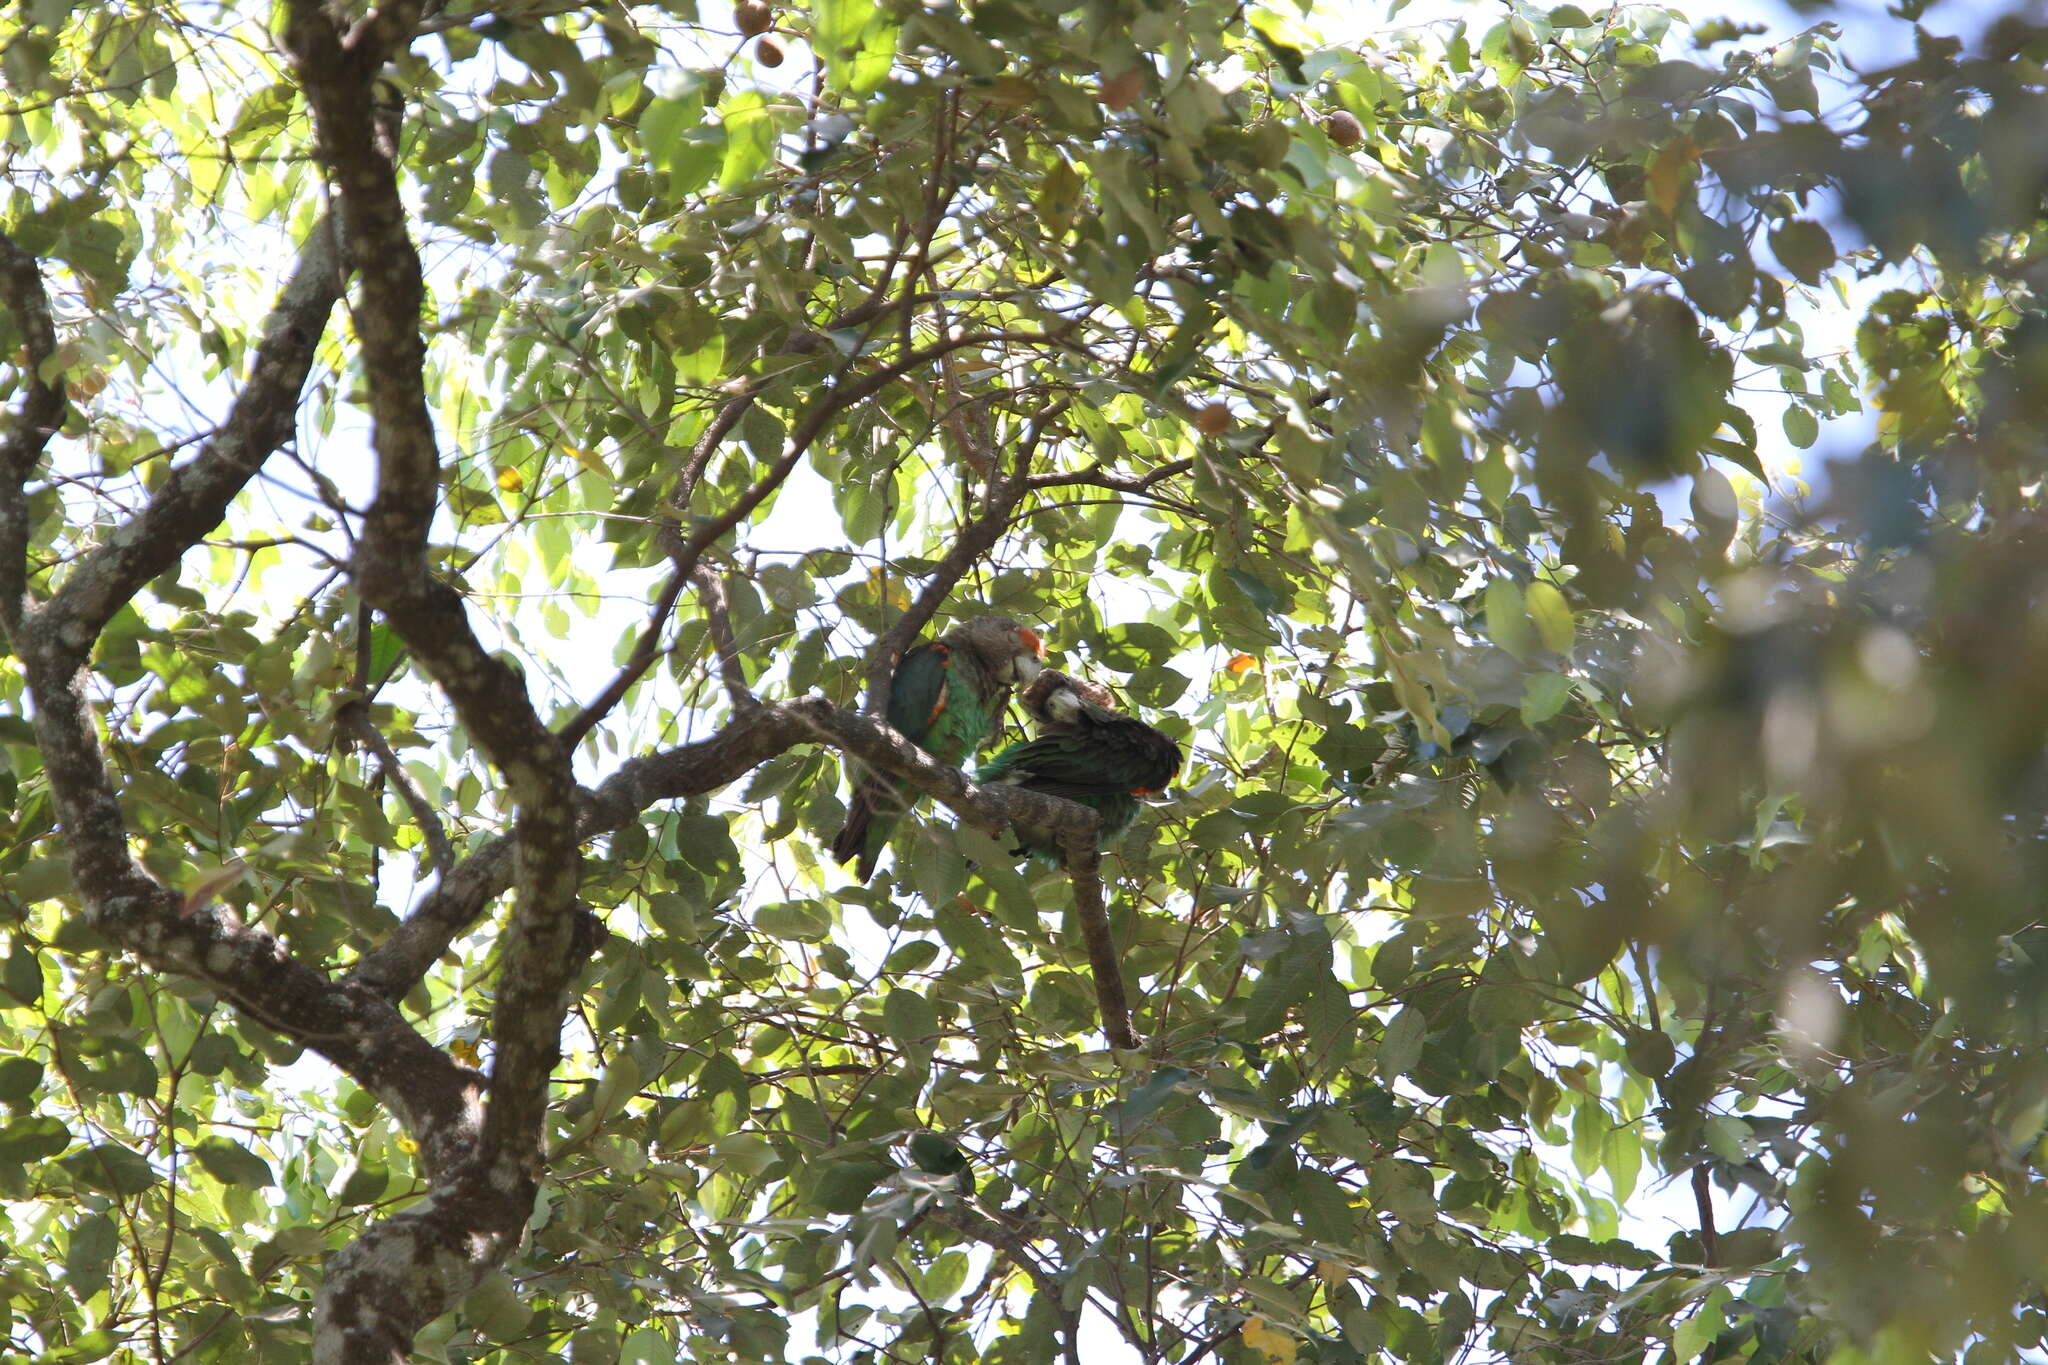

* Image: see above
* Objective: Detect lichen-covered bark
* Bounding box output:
[0,229,65,643]
[2,192,482,1178]
[284,4,590,1356]
[3,10,1146,1358]
[31,215,343,662]
[356,695,1119,1015]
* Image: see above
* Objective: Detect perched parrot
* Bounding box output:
[975,669,1182,860]
[831,615,1047,881]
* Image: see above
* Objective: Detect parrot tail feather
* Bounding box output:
[832,779,893,881]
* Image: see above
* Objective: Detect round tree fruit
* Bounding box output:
[756,34,785,66]
[1324,110,1365,148]
[736,0,772,36]
[1195,402,1232,436]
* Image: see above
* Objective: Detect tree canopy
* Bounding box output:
[5,0,2048,1361]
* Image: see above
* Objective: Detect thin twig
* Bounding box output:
[559,567,688,747]
[336,698,455,879]
[1693,1165,1719,1268]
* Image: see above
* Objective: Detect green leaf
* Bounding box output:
[3,940,41,1005]
[1225,567,1283,614]
[1110,1066,1196,1132]
[10,857,69,904]
[815,0,898,93]
[62,1142,160,1195]
[1673,1286,1731,1362]
[65,1211,119,1300]
[44,1329,125,1365]
[1783,403,1818,448]
[1095,622,1180,672]
[193,1136,274,1188]
[1521,671,1573,726]
[1524,581,1573,655]
[0,1056,42,1106]
[811,1154,895,1213]
[908,1131,968,1174]
[1770,218,1837,285]
[718,91,777,190]
[1624,1027,1676,1077]
[1242,949,1319,1038]
[1550,1233,1660,1269]
[1376,1005,1426,1081]
[0,1114,70,1163]
[882,988,938,1050]
[1484,579,1534,661]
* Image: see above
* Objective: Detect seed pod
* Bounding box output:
[1324,110,1365,148]
[756,34,785,66]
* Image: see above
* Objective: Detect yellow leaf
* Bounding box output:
[562,444,613,481]
[451,1038,480,1066]
[1241,1316,1298,1364]
[495,464,525,492]
[66,368,109,400]
[867,567,911,612]
[1647,139,1696,217]
[1225,653,1258,675]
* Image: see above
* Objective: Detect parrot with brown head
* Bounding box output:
[975,669,1182,860]
[831,615,1046,881]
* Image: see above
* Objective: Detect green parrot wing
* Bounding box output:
[885,642,952,746]
[977,716,1180,797]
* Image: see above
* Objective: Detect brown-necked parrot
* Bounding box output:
[975,669,1182,859]
[831,615,1046,881]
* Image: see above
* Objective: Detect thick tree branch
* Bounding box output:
[353,698,1113,998]
[1061,830,1138,1050]
[3,197,464,1188]
[15,638,484,1172]
[9,216,342,663]
[352,698,816,997]
[288,0,581,1179]
[286,9,587,1358]
[0,229,65,644]
[1,199,444,1135]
